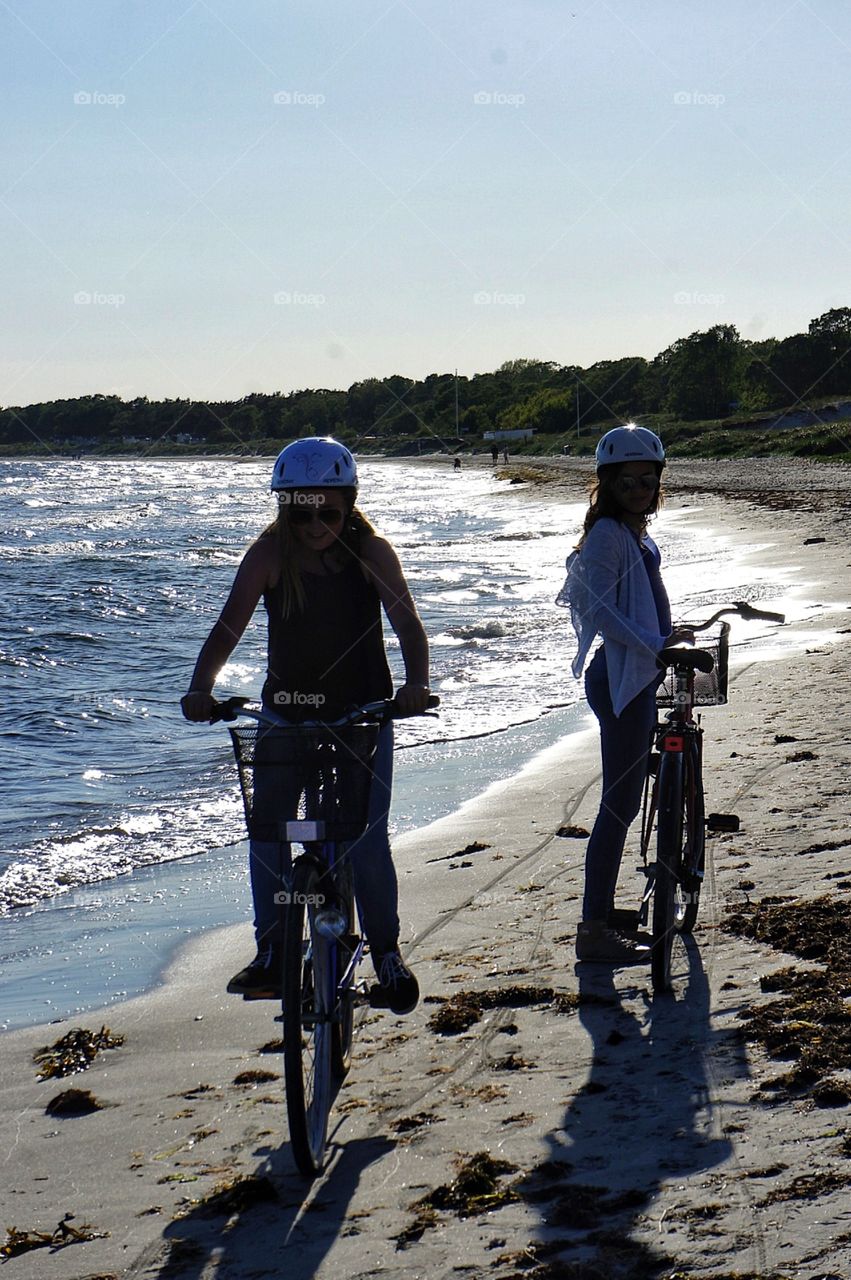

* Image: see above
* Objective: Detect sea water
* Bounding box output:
[0,457,798,1029]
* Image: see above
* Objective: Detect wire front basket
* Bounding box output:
[656,622,730,708]
[228,723,381,844]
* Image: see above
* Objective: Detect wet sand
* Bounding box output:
[2,456,850,1280]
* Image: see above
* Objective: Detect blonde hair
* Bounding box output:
[258,487,377,617]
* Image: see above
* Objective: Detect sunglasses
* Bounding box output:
[616,474,659,493]
[288,506,345,526]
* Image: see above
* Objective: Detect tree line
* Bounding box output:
[3,307,850,453]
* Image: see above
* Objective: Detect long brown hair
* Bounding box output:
[577,463,664,548]
[257,487,378,617]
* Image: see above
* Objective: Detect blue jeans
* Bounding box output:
[248,722,399,955]
[583,649,657,922]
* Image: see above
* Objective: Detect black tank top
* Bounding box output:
[262,559,393,721]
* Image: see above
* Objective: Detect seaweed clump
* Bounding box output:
[45,1087,104,1116]
[395,1151,517,1249]
[722,894,851,1103]
[427,985,556,1035]
[33,1025,124,1080]
[1,1214,108,1258]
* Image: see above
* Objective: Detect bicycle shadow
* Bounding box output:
[148,1131,395,1280]
[519,937,747,1276]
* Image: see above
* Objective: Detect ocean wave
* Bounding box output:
[446,621,508,640]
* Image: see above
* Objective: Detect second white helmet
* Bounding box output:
[270,437,357,491]
[595,424,665,471]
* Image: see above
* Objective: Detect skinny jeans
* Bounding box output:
[583,648,657,922]
[248,722,398,955]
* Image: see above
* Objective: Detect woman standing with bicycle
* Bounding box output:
[181,438,429,1013]
[559,425,692,964]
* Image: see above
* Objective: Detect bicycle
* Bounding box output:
[630,601,785,993]
[210,693,438,1177]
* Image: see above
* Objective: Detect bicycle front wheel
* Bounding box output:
[652,751,684,993]
[678,740,705,935]
[283,858,333,1178]
[331,858,356,1080]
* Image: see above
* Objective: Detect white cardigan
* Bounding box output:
[556,517,669,716]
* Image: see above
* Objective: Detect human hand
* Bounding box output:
[180,690,216,722]
[393,683,432,716]
[665,628,695,647]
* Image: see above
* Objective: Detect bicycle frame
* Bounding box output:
[211,692,438,1175]
[635,601,784,990]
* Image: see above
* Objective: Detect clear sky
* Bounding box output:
[3,0,851,406]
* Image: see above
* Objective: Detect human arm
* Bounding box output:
[180,538,274,722]
[360,536,430,715]
[580,520,669,659]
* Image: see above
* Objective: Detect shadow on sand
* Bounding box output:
[514,937,748,1278]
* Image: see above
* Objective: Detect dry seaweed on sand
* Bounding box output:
[427,984,556,1035]
[1,1213,108,1258]
[232,1068,279,1085]
[175,1174,278,1218]
[395,1151,518,1248]
[722,895,851,1103]
[760,1169,851,1205]
[33,1025,124,1079]
[45,1087,104,1116]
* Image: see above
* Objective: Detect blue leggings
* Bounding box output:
[583,649,657,922]
[248,723,399,955]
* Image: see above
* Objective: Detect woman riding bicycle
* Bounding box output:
[181,437,430,1013]
[559,425,692,964]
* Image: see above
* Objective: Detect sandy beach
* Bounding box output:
[2,456,850,1280]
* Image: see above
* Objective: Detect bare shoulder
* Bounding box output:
[358,533,405,587]
[240,532,279,586]
[359,532,396,566]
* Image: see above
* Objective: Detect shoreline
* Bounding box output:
[3,466,851,1278]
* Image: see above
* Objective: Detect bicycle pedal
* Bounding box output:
[706,812,740,832]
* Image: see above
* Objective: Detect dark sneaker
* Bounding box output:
[575,920,650,965]
[369,950,420,1015]
[606,908,653,947]
[226,947,282,999]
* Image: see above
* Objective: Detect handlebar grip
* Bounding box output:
[209,696,250,724]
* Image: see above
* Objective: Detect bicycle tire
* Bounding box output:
[677,741,705,935]
[331,859,356,1080]
[652,751,684,993]
[283,858,332,1178]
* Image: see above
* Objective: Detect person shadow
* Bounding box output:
[518,937,747,1276]
[150,1128,395,1279]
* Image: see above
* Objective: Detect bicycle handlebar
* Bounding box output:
[688,600,785,632]
[209,694,440,727]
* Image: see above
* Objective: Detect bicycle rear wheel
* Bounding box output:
[677,741,705,935]
[283,858,332,1177]
[331,859,356,1080]
[652,751,684,993]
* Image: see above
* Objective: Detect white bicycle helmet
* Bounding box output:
[595,424,665,471]
[270,437,357,491]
